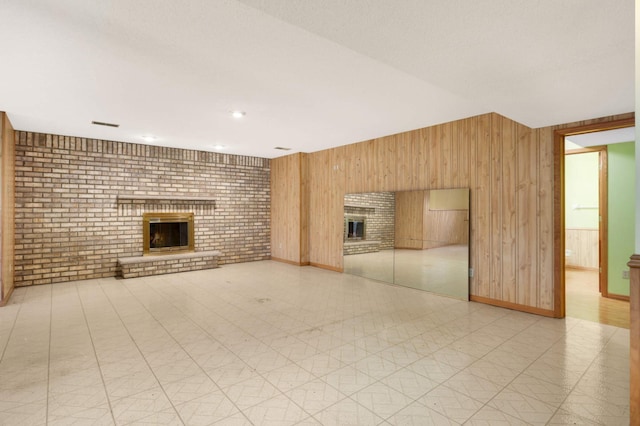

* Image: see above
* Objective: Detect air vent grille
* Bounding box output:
[91,120,120,128]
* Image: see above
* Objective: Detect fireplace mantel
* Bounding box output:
[117,195,217,203]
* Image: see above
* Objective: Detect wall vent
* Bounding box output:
[91,120,120,128]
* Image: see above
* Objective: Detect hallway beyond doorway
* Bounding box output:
[566,268,630,328]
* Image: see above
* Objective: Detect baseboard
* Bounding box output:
[0,286,15,307]
[565,265,599,272]
[270,256,310,266]
[470,295,557,318]
[606,292,630,302]
[309,262,343,273]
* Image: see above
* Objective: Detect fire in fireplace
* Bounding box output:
[143,213,195,254]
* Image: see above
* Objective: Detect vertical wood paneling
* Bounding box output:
[270,154,301,262]
[467,116,479,296]
[299,153,310,264]
[428,126,440,188]
[394,191,424,249]
[565,229,599,269]
[537,128,554,310]
[270,111,633,316]
[440,122,452,188]
[490,116,503,300]
[395,131,420,191]
[502,119,518,303]
[0,112,15,306]
[474,114,492,298]
[517,124,538,307]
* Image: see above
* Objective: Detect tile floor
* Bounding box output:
[0,261,630,425]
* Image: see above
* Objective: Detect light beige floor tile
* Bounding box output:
[0,401,47,425]
[353,354,401,380]
[162,372,221,405]
[380,367,438,399]
[351,382,413,419]
[263,363,316,392]
[205,358,260,389]
[487,389,557,425]
[464,405,530,425]
[418,385,483,424]
[110,387,174,425]
[442,370,504,404]
[321,365,377,396]
[384,400,457,425]
[242,393,310,425]
[175,390,240,426]
[296,353,346,377]
[224,375,282,409]
[546,408,601,425]
[314,398,385,426]
[285,378,347,415]
[404,355,460,383]
[0,263,632,425]
[559,389,630,425]
[505,373,573,407]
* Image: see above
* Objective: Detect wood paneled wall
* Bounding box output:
[270,152,309,265]
[0,112,15,306]
[394,191,424,249]
[271,112,634,316]
[565,228,599,270]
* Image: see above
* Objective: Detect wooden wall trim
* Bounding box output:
[553,116,635,317]
[606,293,630,302]
[309,262,343,273]
[0,112,16,306]
[628,254,640,424]
[470,295,556,318]
[270,256,310,267]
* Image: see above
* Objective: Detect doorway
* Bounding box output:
[556,121,634,327]
[564,144,607,321]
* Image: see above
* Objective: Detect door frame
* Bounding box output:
[553,117,634,318]
[564,145,608,296]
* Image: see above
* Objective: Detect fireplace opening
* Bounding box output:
[143,213,195,255]
[344,215,366,241]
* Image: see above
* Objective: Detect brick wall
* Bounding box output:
[14,132,271,286]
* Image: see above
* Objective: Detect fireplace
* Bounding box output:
[143,212,195,255]
[344,215,366,241]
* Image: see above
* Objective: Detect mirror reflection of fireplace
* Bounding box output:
[143,212,195,255]
[344,216,366,241]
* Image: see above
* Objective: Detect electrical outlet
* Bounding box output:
[622,270,630,279]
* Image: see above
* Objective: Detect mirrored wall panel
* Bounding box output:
[343,189,469,300]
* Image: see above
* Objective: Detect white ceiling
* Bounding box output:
[0,1,634,159]
[566,126,636,148]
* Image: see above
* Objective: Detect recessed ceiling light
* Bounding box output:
[231,111,246,119]
[213,144,226,150]
[141,135,157,142]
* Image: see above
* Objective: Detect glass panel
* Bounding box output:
[343,189,469,300]
[150,222,189,250]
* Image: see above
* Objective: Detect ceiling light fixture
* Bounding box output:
[213,144,226,150]
[141,135,157,142]
[231,111,246,119]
